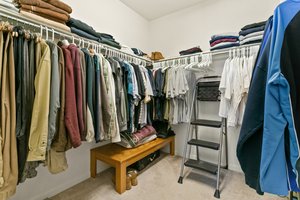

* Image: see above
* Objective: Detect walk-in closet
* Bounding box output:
[0,0,297,199]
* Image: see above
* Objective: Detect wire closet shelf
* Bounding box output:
[0,6,152,66]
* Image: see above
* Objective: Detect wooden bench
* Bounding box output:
[90,136,175,194]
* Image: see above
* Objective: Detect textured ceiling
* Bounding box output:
[120,0,206,20]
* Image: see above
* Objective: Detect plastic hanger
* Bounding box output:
[51,29,55,41]
[45,27,49,41]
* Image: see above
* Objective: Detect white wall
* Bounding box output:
[149,0,278,57]
[66,0,150,52]
[11,1,149,200]
[149,0,278,172]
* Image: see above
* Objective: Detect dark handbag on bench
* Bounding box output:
[129,150,161,171]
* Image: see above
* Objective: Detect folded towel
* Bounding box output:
[42,0,72,13]
[19,10,70,31]
[20,4,69,21]
[210,38,239,47]
[70,26,121,49]
[121,45,134,54]
[66,18,118,44]
[15,0,69,15]
[239,25,265,36]
[241,21,266,31]
[210,42,240,51]
[0,0,19,11]
[20,8,67,24]
[211,32,239,40]
[179,47,202,56]
[239,31,264,41]
[240,35,263,45]
[132,48,147,56]
[210,35,239,45]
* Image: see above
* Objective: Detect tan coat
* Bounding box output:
[27,40,51,161]
[0,31,18,200]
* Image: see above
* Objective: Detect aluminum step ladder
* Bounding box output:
[178,80,228,199]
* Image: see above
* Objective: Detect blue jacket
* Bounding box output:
[261,0,300,195]
[236,17,273,195]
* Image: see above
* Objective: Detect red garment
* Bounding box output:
[68,44,85,140]
[60,45,81,148]
[210,38,238,47]
[132,125,157,144]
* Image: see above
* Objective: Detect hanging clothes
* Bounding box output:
[82,48,95,143]
[27,39,51,161]
[0,20,157,199]
[260,1,300,195]
[0,28,18,200]
[218,45,259,127]
[46,41,60,150]
[237,16,273,195]
[68,44,85,141]
[59,44,81,148]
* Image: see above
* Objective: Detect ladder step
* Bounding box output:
[188,139,220,150]
[184,159,218,174]
[191,119,222,128]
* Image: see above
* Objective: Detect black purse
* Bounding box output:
[197,76,221,101]
[129,150,161,171]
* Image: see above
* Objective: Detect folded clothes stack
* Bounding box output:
[179,46,202,56]
[132,48,147,56]
[66,18,121,49]
[0,0,19,11]
[209,33,240,51]
[118,125,158,149]
[121,45,134,54]
[239,21,266,45]
[14,0,72,24]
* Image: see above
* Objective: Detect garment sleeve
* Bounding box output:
[260,72,299,195]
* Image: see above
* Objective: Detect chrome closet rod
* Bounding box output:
[154,43,261,63]
[0,6,152,64]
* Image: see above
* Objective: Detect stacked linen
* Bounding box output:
[239,21,266,45]
[132,48,147,57]
[210,33,239,51]
[66,18,121,49]
[179,46,202,56]
[118,125,157,148]
[14,0,72,24]
[0,0,19,11]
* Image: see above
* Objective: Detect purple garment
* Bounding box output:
[210,38,239,47]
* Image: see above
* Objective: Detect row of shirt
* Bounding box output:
[153,65,195,125]
[218,46,259,127]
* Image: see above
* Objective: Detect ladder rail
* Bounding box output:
[214,119,224,198]
[224,118,229,169]
[178,84,197,182]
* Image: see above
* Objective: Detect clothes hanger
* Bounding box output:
[61,33,70,46]
[185,56,198,69]
[51,29,55,41]
[45,26,49,41]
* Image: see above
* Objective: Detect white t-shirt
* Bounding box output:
[219,58,231,118]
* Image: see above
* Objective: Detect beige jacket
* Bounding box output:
[27,39,51,161]
[0,31,18,200]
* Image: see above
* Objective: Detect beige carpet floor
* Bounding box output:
[50,155,285,200]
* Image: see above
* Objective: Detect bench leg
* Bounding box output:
[116,162,126,194]
[90,151,97,178]
[170,139,175,156]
